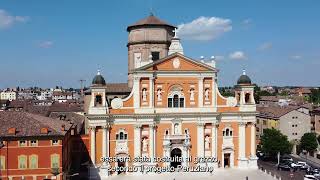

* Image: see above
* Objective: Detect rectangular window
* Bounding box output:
[0,156,5,170]
[52,140,59,146]
[263,120,267,125]
[19,140,26,147]
[51,154,60,168]
[29,155,38,169]
[257,119,260,124]
[30,140,37,146]
[18,155,27,169]
[151,51,160,61]
[168,98,173,108]
[179,98,184,107]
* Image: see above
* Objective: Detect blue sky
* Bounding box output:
[0,0,319,89]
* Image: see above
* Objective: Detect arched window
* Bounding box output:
[223,128,233,137]
[95,95,102,106]
[116,130,128,140]
[167,86,185,108]
[245,93,250,104]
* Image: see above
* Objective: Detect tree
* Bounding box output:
[300,133,318,154]
[260,128,292,158]
[310,88,320,105]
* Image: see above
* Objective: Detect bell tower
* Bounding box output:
[127,14,176,88]
[234,70,256,111]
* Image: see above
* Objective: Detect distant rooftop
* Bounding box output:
[0,111,75,137]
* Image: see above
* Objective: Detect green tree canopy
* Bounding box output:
[260,128,292,157]
[300,133,318,153]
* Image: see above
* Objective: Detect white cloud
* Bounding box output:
[0,9,29,29]
[258,42,273,51]
[229,51,247,60]
[39,41,54,48]
[290,55,302,60]
[177,16,232,41]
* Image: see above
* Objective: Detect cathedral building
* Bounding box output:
[85,14,258,178]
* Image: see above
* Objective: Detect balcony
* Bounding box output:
[115,140,128,154]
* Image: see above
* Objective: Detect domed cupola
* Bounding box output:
[237,70,252,85]
[92,70,106,86]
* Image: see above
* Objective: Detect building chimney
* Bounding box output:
[61,124,65,131]
[8,127,16,135]
[40,127,48,134]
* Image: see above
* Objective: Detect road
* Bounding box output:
[258,160,306,180]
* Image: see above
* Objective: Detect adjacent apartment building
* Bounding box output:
[256,106,311,141]
[0,111,84,180]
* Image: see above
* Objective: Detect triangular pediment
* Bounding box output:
[135,53,217,72]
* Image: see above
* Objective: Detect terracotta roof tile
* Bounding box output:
[0,111,73,137]
[127,14,175,31]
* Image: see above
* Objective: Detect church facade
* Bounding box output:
[85,15,258,178]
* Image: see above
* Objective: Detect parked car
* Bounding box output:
[277,163,291,171]
[281,156,293,162]
[307,168,320,175]
[257,151,264,158]
[304,175,319,180]
[297,161,311,170]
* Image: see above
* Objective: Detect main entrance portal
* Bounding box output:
[170,148,182,168]
[224,153,231,168]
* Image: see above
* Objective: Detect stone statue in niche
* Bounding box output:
[142,138,148,152]
[157,89,162,101]
[174,123,179,134]
[142,88,147,101]
[190,89,195,101]
[205,135,210,149]
[205,88,210,101]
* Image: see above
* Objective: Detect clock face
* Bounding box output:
[173,58,180,69]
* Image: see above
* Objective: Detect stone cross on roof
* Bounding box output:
[173,28,179,38]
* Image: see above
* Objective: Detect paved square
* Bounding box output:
[107,169,275,180]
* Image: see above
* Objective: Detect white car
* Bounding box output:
[304,175,319,180]
[297,161,310,169]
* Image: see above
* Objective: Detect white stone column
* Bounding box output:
[149,124,155,163]
[198,77,204,107]
[182,146,188,167]
[134,124,142,159]
[149,77,154,108]
[211,123,218,159]
[102,126,110,166]
[250,92,255,104]
[250,122,256,157]
[100,125,110,177]
[90,127,96,165]
[197,122,205,158]
[240,91,245,105]
[133,77,140,108]
[238,122,246,159]
[211,78,216,107]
